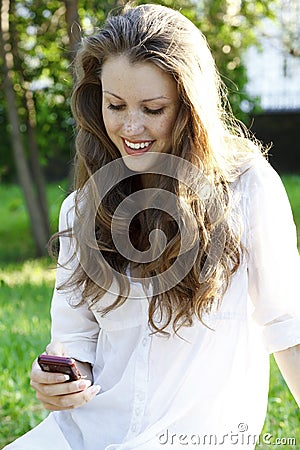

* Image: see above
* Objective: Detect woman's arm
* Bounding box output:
[274,343,300,407]
[244,161,300,408]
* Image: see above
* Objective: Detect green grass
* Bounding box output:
[260,358,300,449]
[0,274,52,446]
[0,177,300,449]
[282,175,300,245]
[0,181,66,448]
[0,180,69,264]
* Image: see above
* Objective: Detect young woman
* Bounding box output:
[5,3,300,450]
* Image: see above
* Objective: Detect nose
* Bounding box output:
[122,111,145,136]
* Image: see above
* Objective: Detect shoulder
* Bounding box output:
[60,191,76,211]
[58,189,91,231]
[229,154,294,233]
[234,155,295,234]
[234,155,284,198]
[59,191,77,230]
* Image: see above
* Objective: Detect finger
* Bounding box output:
[37,385,101,410]
[46,341,67,356]
[31,357,40,373]
[32,379,92,397]
[40,401,74,411]
[30,375,70,394]
[31,366,70,385]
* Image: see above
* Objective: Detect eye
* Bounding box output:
[144,107,165,115]
[107,104,125,111]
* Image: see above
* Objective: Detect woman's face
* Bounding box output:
[101,55,180,173]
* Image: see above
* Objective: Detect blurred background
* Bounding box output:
[0,0,299,448]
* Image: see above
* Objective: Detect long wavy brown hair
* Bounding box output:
[54,3,263,334]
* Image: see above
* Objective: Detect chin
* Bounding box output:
[121,152,160,173]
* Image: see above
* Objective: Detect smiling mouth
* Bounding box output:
[122,138,155,155]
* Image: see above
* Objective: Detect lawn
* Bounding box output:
[0,176,299,449]
[0,181,67,448]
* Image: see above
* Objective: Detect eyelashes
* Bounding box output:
[144,107,165,116]
[107,104,124,112]
[107,104,165,116]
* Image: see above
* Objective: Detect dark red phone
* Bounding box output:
[37,354,81,381]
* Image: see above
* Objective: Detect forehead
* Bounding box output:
[101,55,178,99]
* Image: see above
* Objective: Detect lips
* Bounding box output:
[122,138,155,155]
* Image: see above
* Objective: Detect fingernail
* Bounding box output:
[79,380,91,390]
[57,374,69,382]
[90,385,101,395]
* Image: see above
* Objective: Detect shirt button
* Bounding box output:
[135,407,141,415]
[142,337,148,346]
[137,391,145,401]
[131,424,137,432]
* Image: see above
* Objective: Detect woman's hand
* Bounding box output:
[30,341,100,411]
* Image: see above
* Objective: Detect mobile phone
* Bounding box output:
[37,354,81,382]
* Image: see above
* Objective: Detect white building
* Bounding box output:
[245,0,300,111]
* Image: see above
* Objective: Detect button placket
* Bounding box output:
[126,325,151,439]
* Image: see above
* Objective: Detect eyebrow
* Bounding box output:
[103,90,169,102]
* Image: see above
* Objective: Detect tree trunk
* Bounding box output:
[64,0,80,189]
[64,0,80,57]
[25,89,50,237]
[0,0,49,256]
[8,1,50,236]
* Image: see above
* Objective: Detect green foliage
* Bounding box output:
[0,101,13,181]
[0,1,73,181]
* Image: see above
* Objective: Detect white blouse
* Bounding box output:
[6,157,300,450]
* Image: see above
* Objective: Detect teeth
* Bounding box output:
[125,139,152,150]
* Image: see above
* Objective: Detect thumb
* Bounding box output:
[46,341,68,356]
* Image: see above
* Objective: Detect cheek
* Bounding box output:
[102,111,121,135]
[156,116,176,139]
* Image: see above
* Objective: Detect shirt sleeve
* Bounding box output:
[50,192,99,365]
[244,157,300,354]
